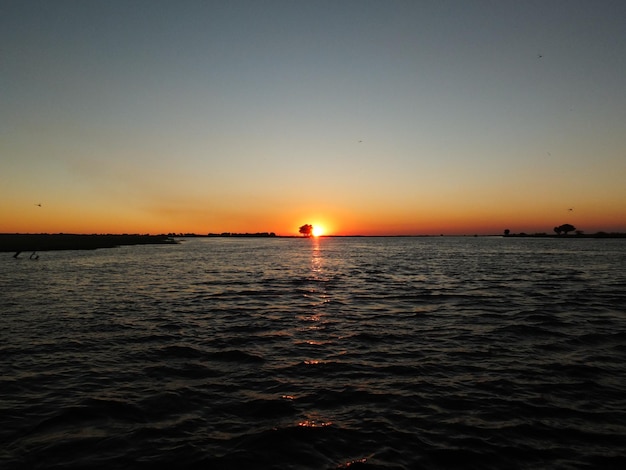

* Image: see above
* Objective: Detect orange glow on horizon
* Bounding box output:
[1,202,624,237]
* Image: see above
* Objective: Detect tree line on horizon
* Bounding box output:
[504,223,577,236]
[501,223,626,237]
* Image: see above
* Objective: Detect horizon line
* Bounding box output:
[4,232,625,238]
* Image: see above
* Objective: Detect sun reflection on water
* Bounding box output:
[297,419,333,428]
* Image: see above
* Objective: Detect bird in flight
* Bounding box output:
[35,203,42,207]
[568,208,574,212]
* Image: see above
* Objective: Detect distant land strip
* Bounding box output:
[3,232,625,256]
[1,234,177,254]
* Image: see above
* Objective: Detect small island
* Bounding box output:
[502,224,626,238]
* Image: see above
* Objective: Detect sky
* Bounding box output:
[2,0,625,236]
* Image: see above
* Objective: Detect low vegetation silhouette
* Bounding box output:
[2,234,176,258]
[205,232,276,238]
[502,222,626,238]
[554,223,576,235]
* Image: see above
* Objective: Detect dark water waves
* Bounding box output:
[2,237,626,469]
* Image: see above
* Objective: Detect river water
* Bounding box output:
[1,236,625,469]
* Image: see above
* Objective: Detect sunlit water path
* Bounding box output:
[2,237,626,469]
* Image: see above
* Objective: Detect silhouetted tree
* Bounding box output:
[554,223,576,235]
[504,229,510,236]
[299,224,313,237]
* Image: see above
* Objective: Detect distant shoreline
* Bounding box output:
[0,233,177,255]
[3,232,625,255]
[184,232,626,239]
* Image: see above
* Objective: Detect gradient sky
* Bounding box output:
[2,0,625,235]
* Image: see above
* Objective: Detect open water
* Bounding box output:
[1,236,626,469]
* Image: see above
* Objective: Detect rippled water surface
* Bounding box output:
[2,237,626,469]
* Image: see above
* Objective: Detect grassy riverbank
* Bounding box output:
[1,233,177,255]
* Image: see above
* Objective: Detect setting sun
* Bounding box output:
[312,226,324,237]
